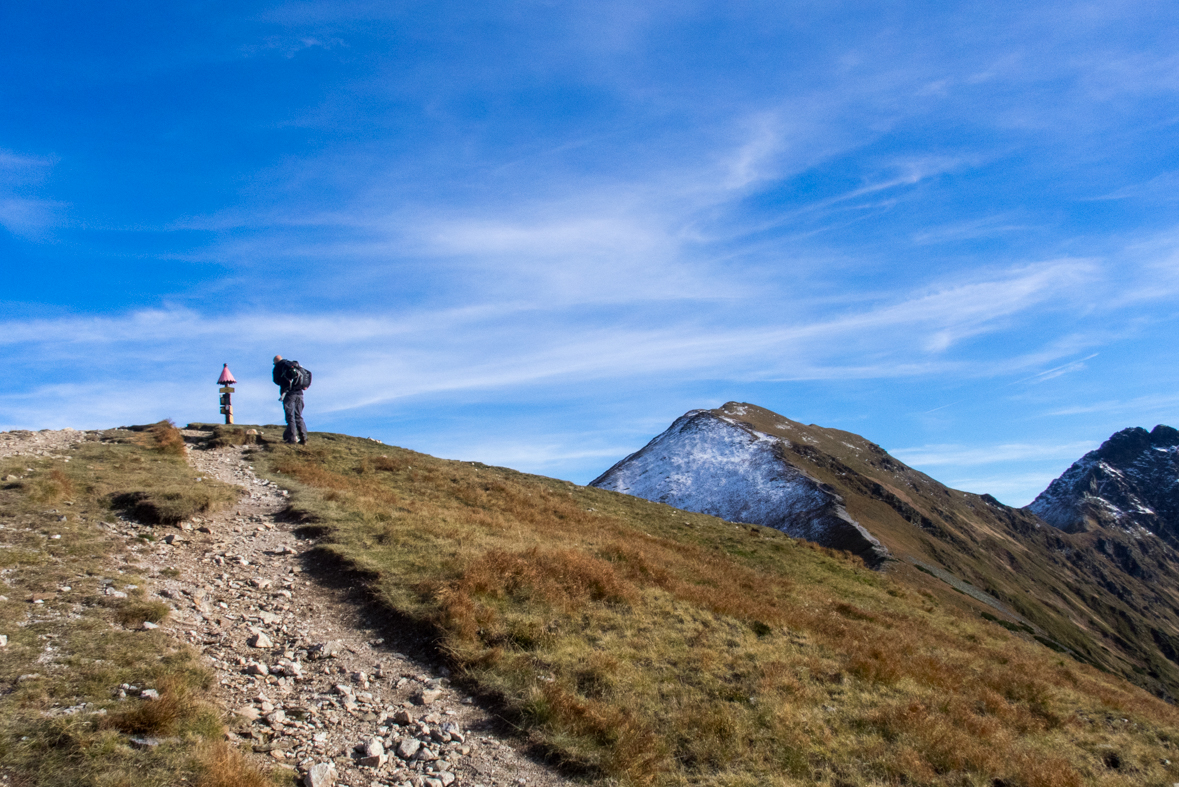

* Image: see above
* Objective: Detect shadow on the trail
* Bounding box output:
[292,538,601,782]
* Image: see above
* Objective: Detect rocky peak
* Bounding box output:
[1026,425,1179,542]
[590,406,890,567]
[1094,425,1179,465]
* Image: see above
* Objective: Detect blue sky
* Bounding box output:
[2,1,1178,505]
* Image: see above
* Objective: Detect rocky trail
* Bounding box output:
[3,429,580,787]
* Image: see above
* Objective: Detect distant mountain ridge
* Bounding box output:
[591,402,1179,700]
[1028,424,1179,543]
[590,407,890,566]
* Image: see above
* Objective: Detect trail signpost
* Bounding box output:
[217,364,237,424]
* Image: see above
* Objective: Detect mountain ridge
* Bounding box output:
[590,407,890,566]
[591,401,1179,701]
[1028,424,1179,543]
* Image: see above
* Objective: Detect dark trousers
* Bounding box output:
[283,392,307,444]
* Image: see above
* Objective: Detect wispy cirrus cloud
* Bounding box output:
[939,472,1065,506]
[892,441,1096,468]
[0,256,1122,434]
[1046,393,1179,418]
[0,149,64,238]
[1012,353,1099,385]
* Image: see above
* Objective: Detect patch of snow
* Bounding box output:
[591,410,888,565]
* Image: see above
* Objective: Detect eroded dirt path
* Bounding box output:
[159,436,580,787]
[0,427,579,787]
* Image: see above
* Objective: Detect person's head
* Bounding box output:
[273,355,283,364]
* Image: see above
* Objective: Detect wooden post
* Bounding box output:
[219,386,235,424]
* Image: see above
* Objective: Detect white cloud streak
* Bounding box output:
[0,258,1120,432]
[892,441,1097,468]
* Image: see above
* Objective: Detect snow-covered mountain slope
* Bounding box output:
[1028,425,1179,542]
[591,408,890,566]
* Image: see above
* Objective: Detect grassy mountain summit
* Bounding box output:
[248,423,1179,787]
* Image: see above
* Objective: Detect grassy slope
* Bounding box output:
[715,403,1179,700]
[0,423,273,787]
[256,430,1179,787]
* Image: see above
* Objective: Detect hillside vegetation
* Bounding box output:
[255,431,1179,787]
[0,423,272,787]
[696,403,1179,701]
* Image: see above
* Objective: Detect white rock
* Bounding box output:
[237,705,261,721]
[416,689,442,706]
[303,762,337,787]
[310,640,344,659]
[363,738,385,757]
[359,752,387,768]
[278,660,303,678]
[396,738,421,760]
[248,631,273,648]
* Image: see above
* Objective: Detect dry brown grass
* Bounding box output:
[0,429,273,787]
[208,424,262,449]
[113,598,173,627]
[24,467,75,503]
[259,436,1179,787]
[102,676,201,736]
[196,741,278,787]
[129,419,188,455]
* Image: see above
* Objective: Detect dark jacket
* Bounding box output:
[273,359,300,396]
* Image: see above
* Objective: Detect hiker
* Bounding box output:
[273,355,311,445]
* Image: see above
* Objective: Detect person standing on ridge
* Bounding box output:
[273,355,312,445]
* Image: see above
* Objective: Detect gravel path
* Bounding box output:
[2,428,580,787]
[0,428,88,461]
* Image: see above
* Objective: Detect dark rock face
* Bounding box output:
[590,409,890,567]
[1027,425,1179,544]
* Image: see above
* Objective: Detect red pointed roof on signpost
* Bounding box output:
[218,364,237,385]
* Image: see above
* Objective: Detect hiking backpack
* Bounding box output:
[283,361,312,392]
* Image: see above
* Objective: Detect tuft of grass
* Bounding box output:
[208,425,262,449]
[102,675,210,736]
[111,485,237,525]
[196,741,280,787]
[257,434,1179,787]
[126,419,187,455]
[113,599,172,628]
